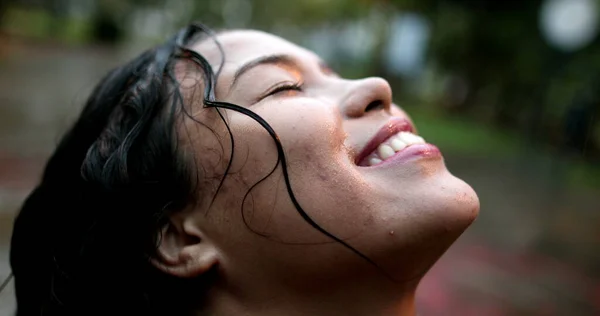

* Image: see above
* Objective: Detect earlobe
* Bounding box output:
[151,220,219,278]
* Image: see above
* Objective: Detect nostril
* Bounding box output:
[365,100,384,112]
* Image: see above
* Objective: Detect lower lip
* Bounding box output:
[371,144,441,167]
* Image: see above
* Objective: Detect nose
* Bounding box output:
[339,77,392,118]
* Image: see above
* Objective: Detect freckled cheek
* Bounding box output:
[222,113,337,194]
[225,102,347,192]
[264,104,342,160]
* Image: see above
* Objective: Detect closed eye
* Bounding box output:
[260,82,303,100]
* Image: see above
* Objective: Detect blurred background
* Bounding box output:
[0,0,599,315]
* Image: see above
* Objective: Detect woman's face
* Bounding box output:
[179,30,479,291]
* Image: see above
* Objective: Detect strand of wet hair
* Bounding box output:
[174,25,279,239]
[174,23,234,212]
[0,272,12,295]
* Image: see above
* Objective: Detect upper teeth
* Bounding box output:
[366,132,425,166]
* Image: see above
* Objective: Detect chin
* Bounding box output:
[419,170,479,239]
[371,171,479,282]
[419,171,479,265]
[441,171,479,227]
[385,160,479,231]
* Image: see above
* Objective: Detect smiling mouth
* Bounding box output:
[358,131,426,166]
[355,117,428,166]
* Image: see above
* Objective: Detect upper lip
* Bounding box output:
[355,117,416,165]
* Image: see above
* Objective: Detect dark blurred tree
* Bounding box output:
[0,0,7,25]
[426,0,545,117]
[90,8,122,43]
[415,0,599,159]
[90,0,127,44]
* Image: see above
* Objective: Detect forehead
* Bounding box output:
[190,30,320,73]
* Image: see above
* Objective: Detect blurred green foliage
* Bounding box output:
[2,6,90,43]
[1,0,599,186]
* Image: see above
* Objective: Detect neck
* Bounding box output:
[199,277,418,316]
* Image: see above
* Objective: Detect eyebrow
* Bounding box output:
[229,54,300,91]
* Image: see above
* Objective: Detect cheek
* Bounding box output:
[263,102,379,232]
[219,101,374,239]
[247,99,346,176]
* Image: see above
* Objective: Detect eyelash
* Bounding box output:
[265,82,303,98]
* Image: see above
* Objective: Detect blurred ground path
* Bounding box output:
[0,40,598,316]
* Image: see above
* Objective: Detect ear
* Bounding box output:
[151,214,219,278]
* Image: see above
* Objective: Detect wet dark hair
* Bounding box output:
[8,23,381,315]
